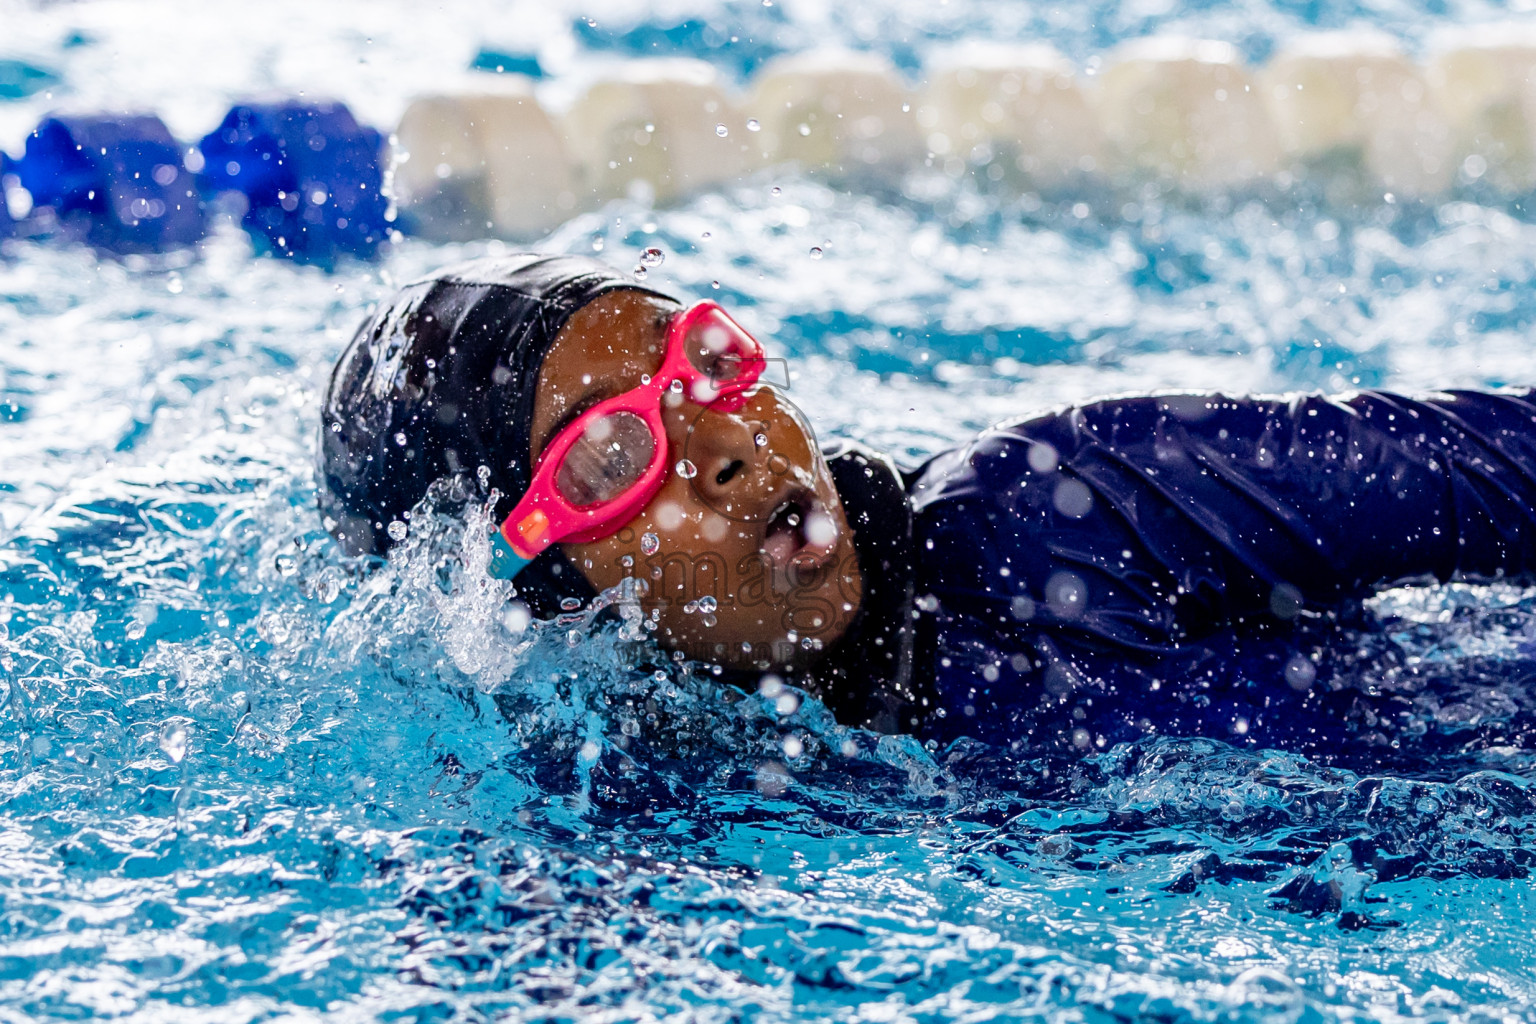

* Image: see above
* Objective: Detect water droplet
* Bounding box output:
[1052,478,1093,518]
[715,123,729,137]
[125,620,147,640]
[387,520,408,541]
[669,378,684,394]
[770,186,781,196]
[1285,655,1317,691]
[782,734,803,759]
[747,118,761,132]
[256,611,291,646]
[698,595,718,613]
[675,459,698,479]
[775,692,800,715]
[640,532,660,555]
[797,123,811,137]
[393,431,408,447]
[561,597,583,611]
[313,572,341,604]
[579,740,601,761]
[640,247,665,268]
[755,761,790,796]
[503,603,531,634]
[1270,583,1304,620]
[1045,571,1087,620]
[804,513,836,547]
[754,433,769,447]
[158,721,188,763]
[632,265,648,281]
[274,553,298,577]
[591,235,605,252]
[809,246,823,259]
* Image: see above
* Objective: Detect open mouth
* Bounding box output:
[761,489,838,571]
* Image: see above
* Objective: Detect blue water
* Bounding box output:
[5,2,1536,1021]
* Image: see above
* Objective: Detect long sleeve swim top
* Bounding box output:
[815,390,1536,753]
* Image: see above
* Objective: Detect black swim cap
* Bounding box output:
[318,253,670,611]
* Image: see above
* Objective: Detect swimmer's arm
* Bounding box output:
[1067,389,1536,611]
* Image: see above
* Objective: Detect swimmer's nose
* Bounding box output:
[686,413,764,509]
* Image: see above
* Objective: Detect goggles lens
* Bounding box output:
[682,306,761,387]
[553,410,656,507]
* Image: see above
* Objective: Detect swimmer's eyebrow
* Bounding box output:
[540,384,621,451]
[537,306,672,449]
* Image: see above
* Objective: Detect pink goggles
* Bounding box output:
[488,301,766,580]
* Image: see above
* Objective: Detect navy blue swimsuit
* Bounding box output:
[818,390,1536,752]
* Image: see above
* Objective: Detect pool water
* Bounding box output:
[4,2,1536,1021]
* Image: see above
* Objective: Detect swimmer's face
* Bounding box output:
[531,291,862,671]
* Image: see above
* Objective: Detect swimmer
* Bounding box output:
[321,254,1536,753]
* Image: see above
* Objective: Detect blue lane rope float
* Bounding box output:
[12,114,204,252]
[198,101,388,262]
[0,100,387,259]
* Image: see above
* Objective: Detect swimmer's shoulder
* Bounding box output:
[821,439,909,523]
